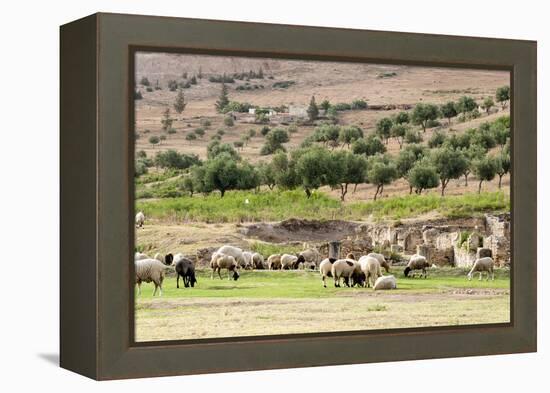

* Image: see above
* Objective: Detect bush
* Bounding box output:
[233,140,244,149]
[224,116,234,127]
[272,80,295,88]
[167,128,177,135]
[260,126,271,136]
[154,150,200,169]
[351,99,368,109]
[134,90,143,100]
[148,135,160,146]
[287,124,298,133]
[140,76,150,86]
[194,127,205,137]
[223,101,253,113]
[428,131,447,148]
[146,87,153,92]
[135,160,149,177]
[167,80,178,91]
[404,130,423,144]
[185,132,197,140]
[333,102,352,111]
[200,118,212,128]
[217,129,225,136]
[208,74,235,83]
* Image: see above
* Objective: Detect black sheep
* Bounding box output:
[175,257,197,288]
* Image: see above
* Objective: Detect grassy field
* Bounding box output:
[136,190,510,223]
[135,267,510,341]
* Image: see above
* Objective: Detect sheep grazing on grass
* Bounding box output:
[135,258,170,296]
[241,251,255,270]
[331,259,365,288]
[298,248,322,268]
[367,252,391,273]
[358,255,383,288]
[210,254,240,281]
[280,254,306,270]
[373,275,397,290]
[252,252,266,269]
[267,254,282,270]
[319,257,337,288]
[135,211,145,228]
[216,245,246,268]
[153,252,174,266]
[468,257,495,281]
[404,254,430,278]
[175,257,197,288]
[134,252,150,261]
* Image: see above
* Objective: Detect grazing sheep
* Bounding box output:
[153,252,174,266]
[135,211,145,228]
[135,258,170,296]
[280,254,305,270]
[134,252,150,261]
[331,259,365,288]
[358,255,383,288]
[299,248,322,268]
[404,254,430,278]
[319,257,337,288]
[210,254,240,281]
[367,252,391,273]
[241,251,255,270]
[216,245,246,267]
[175,257,197,288]
[267,254,282,270]
[251,252,266,269]
[467,257,495,281]
[373,275,397,290]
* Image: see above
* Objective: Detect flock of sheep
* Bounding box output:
[134,212,496,296]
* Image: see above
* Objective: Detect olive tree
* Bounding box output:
[495,85,510,109]
[457,96,478,117]
[494,153,511,189]
[391,124,408,148]
[351,134,386,157]
[430,147,468,196]
[375,117,393,144]
[481,97,494,114]
[472,156,497,194]
[412,103,440,133]
[295,147,332,198]
[338,125,363,148]
[440,101,458,125]
[396,145,426,194]
[366,155,397,200]
[408,160,440,194]
[330,151,367,201]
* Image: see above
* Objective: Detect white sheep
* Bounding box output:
[299,248,322,268]
[216,245,246,268]
[373,275,397,290]
[252,252,266,269]
[281,253,302,270]
[267,254,282,270]
[358,255,383,288]
[210,253,240,280]
[331,259,365,287]
[404,254,430,278]
[241,251,255,270]
[134,252,150,261]
[319,257,337,288]
[135,211,145,228]
[468,257,495,281]
[367,252,391,273]
[135,258,170,296]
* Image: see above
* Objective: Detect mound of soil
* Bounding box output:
[242,218,360,243]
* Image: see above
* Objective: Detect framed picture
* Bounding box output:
[60,13,537,380]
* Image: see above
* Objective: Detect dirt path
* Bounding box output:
[135,292,510,341]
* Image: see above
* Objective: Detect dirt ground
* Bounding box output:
[135,290,510,341]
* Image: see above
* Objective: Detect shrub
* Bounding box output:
[217,129,225,136]
[167,80,178,91]
[351,99,368,109]
[333,102,352,111]
[272,80,295,88]
[287,124,298,133]
[185,132,197,140]
[194,127,205,137]
[224,115,235,127]
[140,76,150,86]
[209,74,235,83]
[154,150,200,169]
[260,126,271,136]
[148,135,160,146]
[134,90,143,100]
[200,118,212,128]
[233,141,244,149]
[428,131,447,148]
[404,130,423,144]
[146,87,153,92]
[167,128,177,135]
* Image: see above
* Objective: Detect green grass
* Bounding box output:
[136,189,509,223]
[135,266,510,300]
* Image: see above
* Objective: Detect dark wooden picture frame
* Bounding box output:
[60,12,537,380]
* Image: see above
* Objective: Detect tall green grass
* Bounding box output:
[136,190,509,223]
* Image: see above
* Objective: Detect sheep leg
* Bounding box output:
[322,275,327,288]
[479,272,482,281]
[491,269,495,281]
[152,283,157,296]
[137,282,141,296]
[217,268,223,280]
[158,284,163,297]
[177,274,180,289]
